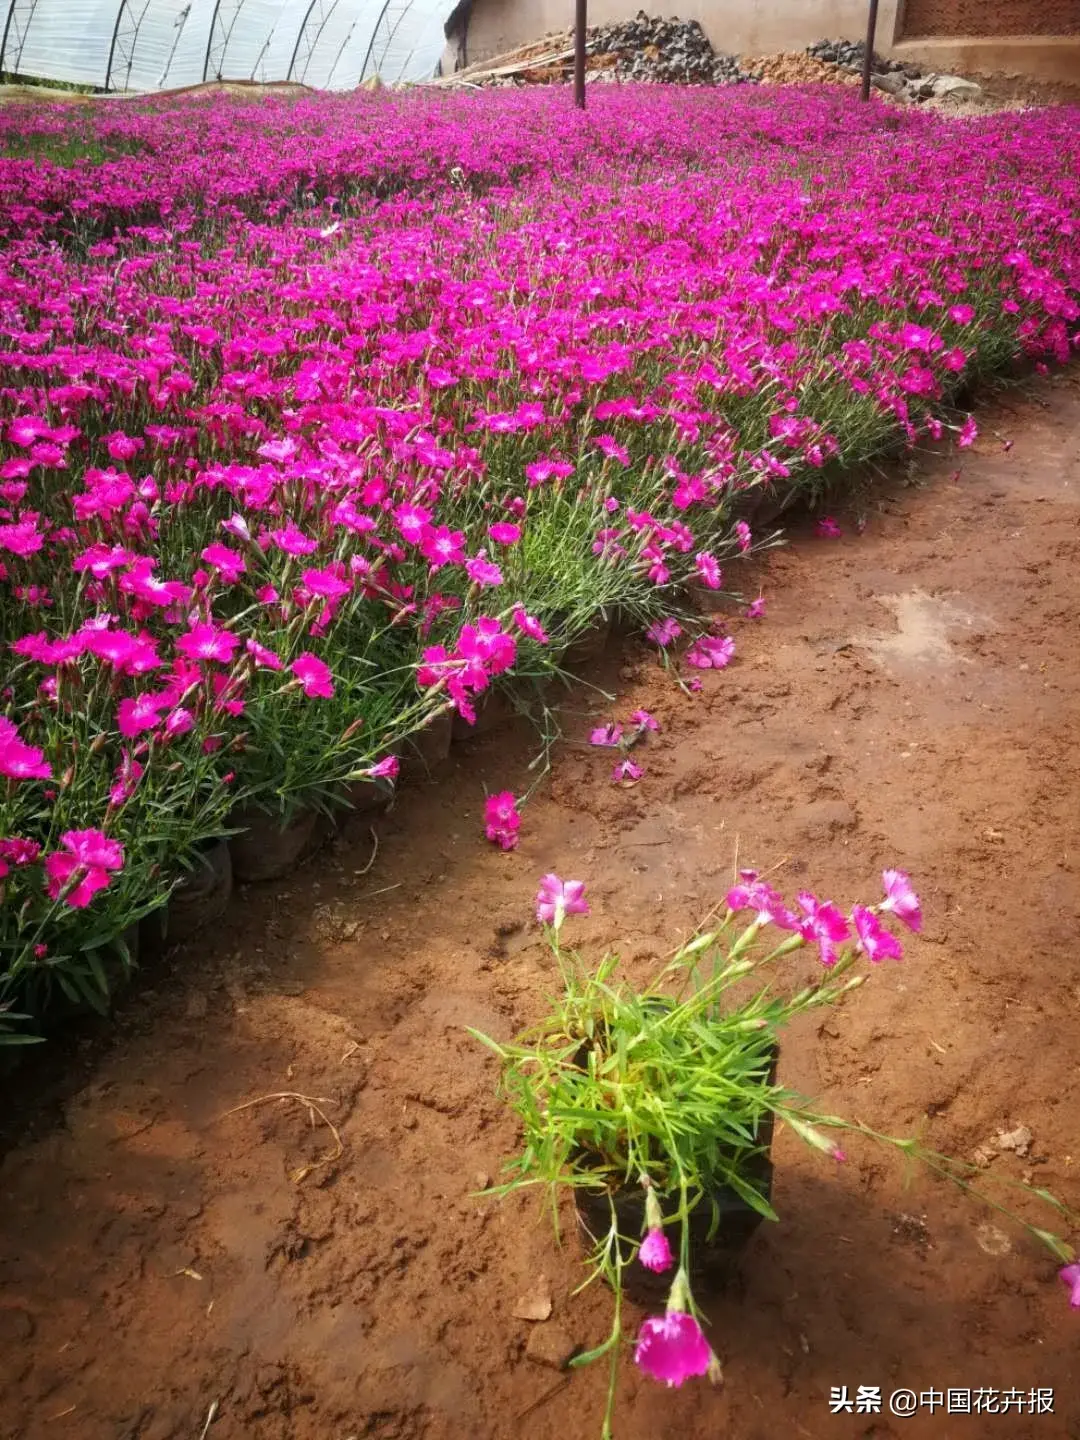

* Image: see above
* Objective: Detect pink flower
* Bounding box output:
[816,517,842,538]
[164,707,195,738]
[245,638,283,670]
[734,520,752,553]
[634,1311,713,1388]
[176,623,239,665]
[796,892,850,967]
[695,552,722,589]
[746,596,766,619]
[0,837,40,866]
[511,606,548,644]
[488,522,521,545]
[726,878,797,930]
[117,693,167,738]
[44,828,124,908]
[613,757,643,784]
[685,635,735,670]
[880,869,922,932]
[484,790,520,851]
[302,566,351,601]
[291,652,334,699]
[269,519,318,556]
[1059,1264,1080,1309]
[393,503,432,545]
[535,873,589,928]
[590,723,623,747]
[646,618,682,648]
[365,755,399,781]
[200,542,246,584]
[958,415,978,448]
[465,553,503,588]
[420,525,466,569]
[0,716,51,780]
[851,904,904,963]
[639,1228,674,1274]
[630,709,659,732]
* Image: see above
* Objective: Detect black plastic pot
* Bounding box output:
[229,805,317,883]
[562,617,611,669]
[575,1044,779,1305]
[140,837,232,954]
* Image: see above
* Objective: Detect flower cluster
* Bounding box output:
[0,84,1077,1027]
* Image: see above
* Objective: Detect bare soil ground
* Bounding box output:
[2,368,1079,1440]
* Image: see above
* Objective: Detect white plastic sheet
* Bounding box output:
[0,0,456,90]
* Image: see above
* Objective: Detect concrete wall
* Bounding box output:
[453,0,903,64]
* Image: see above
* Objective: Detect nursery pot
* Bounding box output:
[562,617,611,670]
[140,837,232,954]
[399,710,453,783]
[229,805,318,883]
[451,686,514,743]
[575,1041,779,1306]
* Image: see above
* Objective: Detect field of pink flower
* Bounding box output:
[0,84,1077,1034]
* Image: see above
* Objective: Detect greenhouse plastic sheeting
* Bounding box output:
[0,0,457,91]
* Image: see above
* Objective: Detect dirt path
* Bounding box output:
[2,369,1079,1440]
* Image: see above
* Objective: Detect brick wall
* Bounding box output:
[901,0,1080,36]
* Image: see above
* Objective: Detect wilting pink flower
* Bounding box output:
[109,754,144,807]
[1059,1264,1080,1308]
[176,623,239,665]
[646,618,682,648]
[613,757,643,784]
[639,1228,674,1273]
[685,635,735,670]
[851,904,904,963]
[484,790,520,850]
[291,652,334,698]
[635,1311,713,1388]
[488,522,521,545]
[816,517,842,538]
[958,415,978,448]
[0,716,51,780]
[511,606,548,644]
[365,755,399,781]
[630,709,659,732]
[590,722,623,747]
[695,552,722,589]
[880,869,922,932]
[734,520,752,553]
[796,892,850,967]
[535,873,589,928]
[746,596,766,619]
[0,837,40,866]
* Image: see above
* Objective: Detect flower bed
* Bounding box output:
[0,85,1077,1035]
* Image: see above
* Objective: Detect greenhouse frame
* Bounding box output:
[0,0,456,92]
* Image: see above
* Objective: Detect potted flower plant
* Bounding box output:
[472,869,1077,1437]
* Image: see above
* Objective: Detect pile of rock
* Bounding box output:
[805,37,984,105]
[587,12,757,85]
[750,52,861,89]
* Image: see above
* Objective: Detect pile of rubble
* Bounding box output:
[750,53,861,89]
[805,37,984,105]
[435,10,757,89]
[586,13,757,86]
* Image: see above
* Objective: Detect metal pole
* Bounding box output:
[573,0,586,109]
[860,0,880,101]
